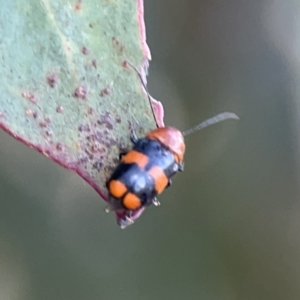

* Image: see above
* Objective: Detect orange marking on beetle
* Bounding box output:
[123,193,142,210]
[122,150,149,168]
[148,166,169,194]
[109,180,127,198]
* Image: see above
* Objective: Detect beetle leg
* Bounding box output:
[152,198,161,206]
[118,151,127,160]
[118,212,134,229]
[119,218,134,229]
[118,132,138,160]
[178,162,184,172]
[104,204,114,213]
[130,131,139,144]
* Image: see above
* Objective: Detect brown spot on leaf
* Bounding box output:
[112,37,124,52]
[115,115,121,123]
[79,156,88,164]
[45,130,52,136]
[22,91,36,103]
[82,46,89,55]
[45,117,51,124]
[56,106,64,113]
[100,87,111,97]
[97,112,114,129]
[112,37,119,45]
[25,109,32,116]
[75,0,82,11]
[47,74,58,88]
[56,143,63,151]
[74,86,87,99]
[78,124,90,132]
[84,149,94,160]
[90,145,99,153]
[109,138,117,145]
[92,59,97,68]
[92,160,103,171]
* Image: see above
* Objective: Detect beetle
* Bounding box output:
[106,62,238,228]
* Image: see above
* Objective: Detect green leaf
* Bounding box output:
[0,0,163,226]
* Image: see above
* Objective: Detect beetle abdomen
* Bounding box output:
[107,138,179,211]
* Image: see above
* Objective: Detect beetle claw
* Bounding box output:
[130,131,139,144]
[118,215,134,229]
[178,162,184,172]
[118,152,127,160]
[104,205,113,213]
[152,198,161,206]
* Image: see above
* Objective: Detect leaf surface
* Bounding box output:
[0,0,164,225]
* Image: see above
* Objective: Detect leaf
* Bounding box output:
[0,0,164,226]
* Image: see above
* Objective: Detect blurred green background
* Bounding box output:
[1,1,300,299]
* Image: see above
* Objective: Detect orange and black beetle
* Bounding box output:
[107,127,185,228]
[106,62,238,228]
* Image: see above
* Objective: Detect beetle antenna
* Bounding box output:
[182,112,239,136]
[125,61,159,128]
